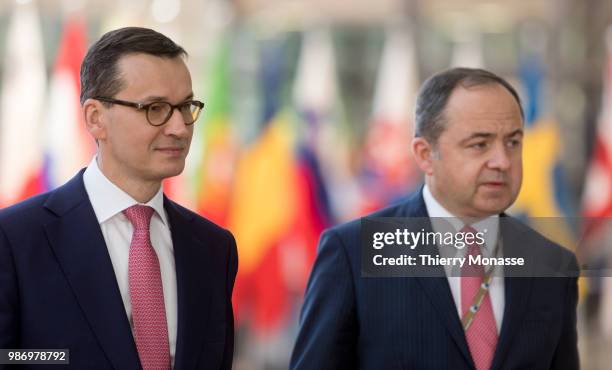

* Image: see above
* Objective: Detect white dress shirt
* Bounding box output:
[422,184,505,332]
[83,156,177,365]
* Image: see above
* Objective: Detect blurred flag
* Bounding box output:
[194,36,238,225]
[290,145,332,282]
[508,54,582,311]
[293,28,358,221]
[290,28,339,295]
[0,2,47,207]
[510,46,588,315]
[229,115,299,333]
[359,27,420,213]
[583,31,612,222]
[511,56,573,219]
[228,40,299,337]
[582,26,612,338]
[44,17,94,188]
[229,36,332,345]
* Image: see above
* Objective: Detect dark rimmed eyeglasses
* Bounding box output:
[94,97,205,126]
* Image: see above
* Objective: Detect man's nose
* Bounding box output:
[163,108,191,138]
[487,143,511,170]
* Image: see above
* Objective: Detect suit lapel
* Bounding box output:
[489,277,532,370]
[400,191,475,367]
[414,275,474,365]
[413,226,474,367]
[397,191,542,369]
[166,199,215,370]
[490,218,534,370]
[43,170,141,370]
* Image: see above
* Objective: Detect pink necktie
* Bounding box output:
[124,205,171,370]
[461,225,498,370]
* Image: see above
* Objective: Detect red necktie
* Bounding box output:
[124,205,171,370]
[461,225,498,370]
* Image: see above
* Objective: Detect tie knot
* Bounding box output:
[123,205,154,231]
[460,225,477,234]
[460,224,482,256]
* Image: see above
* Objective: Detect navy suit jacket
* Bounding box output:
[291,190,579,370]
[0,170,238,370]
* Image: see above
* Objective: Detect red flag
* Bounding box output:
[581,28,612,339]
[228,117,299,332]
[44,17,94,188]
[582,31,612,242]
[360,28,420,213]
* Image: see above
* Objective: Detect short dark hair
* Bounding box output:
[414,67,524,145]
[79,27,187,105]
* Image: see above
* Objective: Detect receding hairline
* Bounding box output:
[414,67,525,146]
[443,80,525,121]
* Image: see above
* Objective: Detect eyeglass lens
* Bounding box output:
[146,102,202,126]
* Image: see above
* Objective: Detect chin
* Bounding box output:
[155,165,185,180]
[482,203,511,216]
[474,197,513,216]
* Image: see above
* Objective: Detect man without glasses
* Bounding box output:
[291,68,579,370]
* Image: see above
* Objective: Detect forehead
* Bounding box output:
[115,53,192,98]
[443,83,523,134]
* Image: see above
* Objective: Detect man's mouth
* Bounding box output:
[155,146,186,155]
[480,181,506,187]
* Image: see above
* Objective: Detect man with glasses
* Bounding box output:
[0,27,237,370]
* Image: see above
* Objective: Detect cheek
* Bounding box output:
[111,130,141,150]
[512,164,523,192]
[508,154,522,179]
[108,126,156,159]
[185,128,195,146]
[461,161,485,185]
[514,157,523,176]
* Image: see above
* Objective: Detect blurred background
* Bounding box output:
[1,0,612,368]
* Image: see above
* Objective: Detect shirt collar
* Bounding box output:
[83,156,168,225]
[422,184,499,252]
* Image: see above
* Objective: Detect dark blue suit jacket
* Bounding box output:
[291,190,579,370]
[0,170,238,370]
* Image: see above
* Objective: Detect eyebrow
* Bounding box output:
[505,129,524,138]
[459,132,494,145]
[142,92,194,103]
[460,128,524,145]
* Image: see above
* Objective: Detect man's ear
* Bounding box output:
[83,98,107,141]
[412,137,435,176]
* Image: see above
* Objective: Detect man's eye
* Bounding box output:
[149,104,164,112]
[507,139,521,148]
[470,142,488,149]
